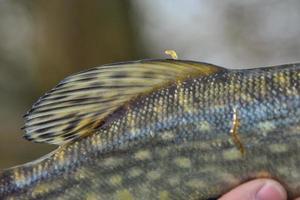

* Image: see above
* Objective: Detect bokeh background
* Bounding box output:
[0,0,299,169]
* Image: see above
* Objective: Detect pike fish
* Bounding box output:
[0,59,300,200]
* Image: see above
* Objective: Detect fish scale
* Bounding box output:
[0,60,300,199]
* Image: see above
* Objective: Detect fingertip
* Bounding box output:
[219,179,287,200]
[256,180,287,200]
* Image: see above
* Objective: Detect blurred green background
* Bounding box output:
[0,0,299,169]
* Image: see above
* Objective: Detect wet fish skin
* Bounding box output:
[0,61,300,200]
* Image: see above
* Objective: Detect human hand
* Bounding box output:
[219,179,300,200]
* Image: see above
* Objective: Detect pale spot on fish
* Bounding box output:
[74,170,86,180]
[195,142,211,150]
[58,151,66,165]
[110,175,123,186]
[159,190,170,200]
[198,166,217,173]
[277,166,289,176]
[32,182,61,198]
[218,172,239,185]
[128,167,143,178]
[197,121,211,132]
[268,144,288,153]
[161,131,175,141]
[253,155,268,165]
[258,121,276,134]
[115,189,134,200]
[13,169,27,188]
[178,90,193,113]
[86,193,101,200]
[276,166,300,180]
[158,148,169,157]
[201,153,217,162]
[240,93,252,102]
[102,157,123,168]
[91,135,102,148]
[185,179,205,189]
[129,128,138,137]
[174,157,192,168]
[153,105,163,113]
[134,150,151,161]
[223,148,242,160]
[183,105,194,114]
[168,176,180,186]
[275,74,289,87]
[147,170,161,180]
[289,169,300,179]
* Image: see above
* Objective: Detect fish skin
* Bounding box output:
[0,61,300,200]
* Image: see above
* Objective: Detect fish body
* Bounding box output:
[0,60,300,200]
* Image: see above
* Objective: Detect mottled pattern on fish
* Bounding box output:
[0,60,300,200]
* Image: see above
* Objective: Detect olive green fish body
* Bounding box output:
[0,61,300,199]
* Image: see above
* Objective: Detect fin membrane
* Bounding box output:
[23,59,225,145]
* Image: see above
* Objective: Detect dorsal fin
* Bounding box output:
[23,59,225,145]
